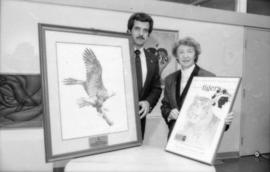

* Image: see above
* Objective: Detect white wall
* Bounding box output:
[145,16,243,153]
[0,129,52,171]
[0,0,252,171]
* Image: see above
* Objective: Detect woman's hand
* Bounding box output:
[225,111,234,125]
[168,108,180,121]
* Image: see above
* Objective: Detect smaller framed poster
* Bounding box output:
[165,76,241,165]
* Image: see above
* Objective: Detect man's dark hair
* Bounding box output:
[127,12,154,34]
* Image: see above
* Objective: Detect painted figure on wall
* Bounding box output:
[146,47,170,76]
[144,29,179,84]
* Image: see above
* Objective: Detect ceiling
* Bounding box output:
[160,0,270,16]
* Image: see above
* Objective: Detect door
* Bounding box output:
[241,27,270,156]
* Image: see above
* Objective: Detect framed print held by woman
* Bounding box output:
[166,76,241,165]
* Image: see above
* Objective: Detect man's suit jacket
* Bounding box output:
[138,48,162,138]
[161,65,215,137]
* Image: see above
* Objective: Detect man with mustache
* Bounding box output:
[127,12,162,139]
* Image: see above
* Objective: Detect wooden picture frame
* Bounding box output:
[39,23,142,162]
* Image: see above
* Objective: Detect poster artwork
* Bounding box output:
[166,77,241,165]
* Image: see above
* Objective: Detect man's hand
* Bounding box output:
[168,108,179,121]
[139,101,150,119]
[225,111,234,125]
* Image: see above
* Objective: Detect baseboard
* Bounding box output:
[216,151,240,160]
[53,167,65,172]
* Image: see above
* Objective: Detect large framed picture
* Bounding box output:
[39,24,142,162]
[166,77,241,165]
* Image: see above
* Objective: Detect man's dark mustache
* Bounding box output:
[136,36,145,40]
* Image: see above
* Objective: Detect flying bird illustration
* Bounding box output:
[63,48,115,126]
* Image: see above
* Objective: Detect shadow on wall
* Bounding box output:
[2,42,38,72]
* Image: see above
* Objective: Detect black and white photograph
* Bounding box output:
[0,0,269,172]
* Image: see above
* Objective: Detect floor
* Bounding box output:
[215,154,270,172]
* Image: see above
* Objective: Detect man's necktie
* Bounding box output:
[135,49,143,92]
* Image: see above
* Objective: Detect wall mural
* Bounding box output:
[144,29,179,85]
[0,74,42,127]
[144,29,179,118]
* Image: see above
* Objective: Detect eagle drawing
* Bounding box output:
[63,48,115,126]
